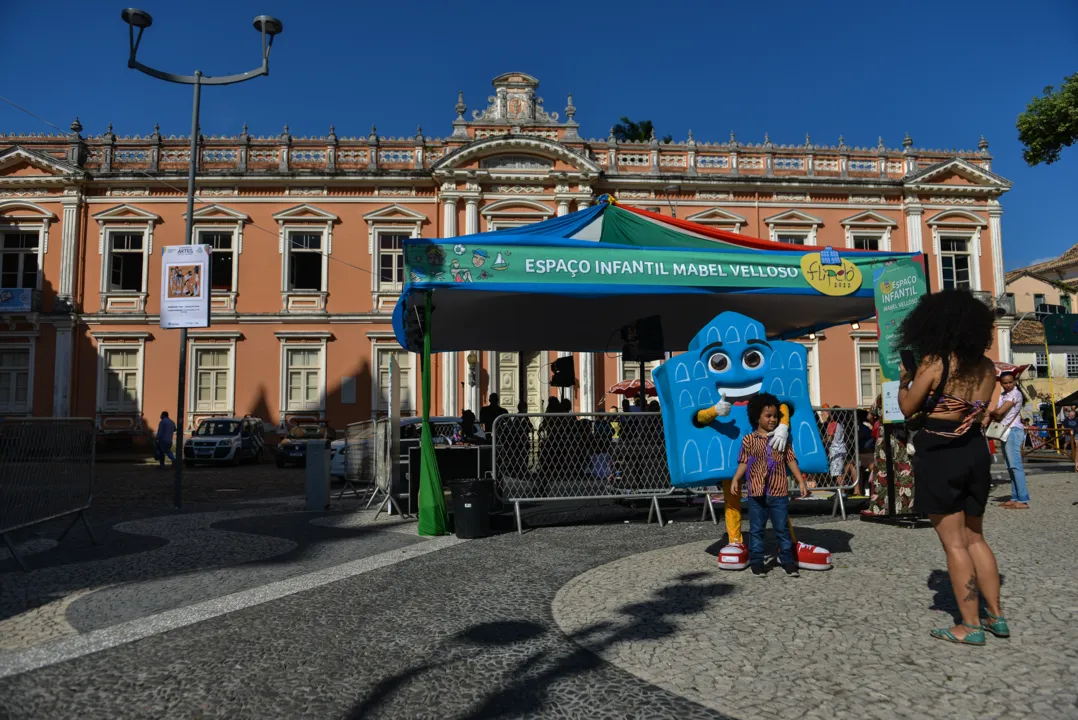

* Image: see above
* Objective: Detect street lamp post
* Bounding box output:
[121,8,283,509]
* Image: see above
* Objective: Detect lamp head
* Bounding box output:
[121,8,153,29]
[466,352,478,366]
[253,15,283,37]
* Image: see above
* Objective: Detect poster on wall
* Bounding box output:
[874,258,927,382]
[159,245,211,329]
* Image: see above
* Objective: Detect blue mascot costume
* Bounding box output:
[653,311,833,571]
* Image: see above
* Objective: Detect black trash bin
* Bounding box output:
[449,478,494,539]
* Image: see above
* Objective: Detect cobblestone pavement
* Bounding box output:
[554,473,1078,720]
[87,462,308,513]
[0,474,1074,718]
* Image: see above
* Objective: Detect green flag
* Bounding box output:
[417,292,449,536]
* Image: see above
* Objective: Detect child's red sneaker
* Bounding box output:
[717,542,749,570]
[796,541,832,571]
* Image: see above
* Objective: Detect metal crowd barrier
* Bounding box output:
[0,417,98,570]
[492,412,675,534]
[1020,425,1075,462]
[491,407,870,533]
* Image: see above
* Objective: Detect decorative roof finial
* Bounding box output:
[608,126,616,143]
[565,93,576,122]
[649,126,657,142]
[106,122,113,135]
[838,134,846,148]
[687,129,694,145]
[241,121,248,136]
[327,124,337,142]
[902,132,913,148]
[764,132,771,145]
[805,133,811,146]
[369,125,378,143]
[69,117,83,135]
[153,122,160,134]
[454,90,467,121]
[878,136,885,149]
[415,125,424,142]
[729,130,736,144]
[978,134,989,151]
[282,123,289,135]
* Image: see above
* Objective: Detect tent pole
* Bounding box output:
[417,291,449,536]
[639,358,646,407]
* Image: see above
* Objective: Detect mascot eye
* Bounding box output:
[708,353,730,373]
[742,349,764,370]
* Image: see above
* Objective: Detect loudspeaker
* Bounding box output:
[621,315,665,363]
[550,356,577,388]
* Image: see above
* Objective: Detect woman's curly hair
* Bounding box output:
[896,289,995,377]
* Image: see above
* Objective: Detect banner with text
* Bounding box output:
[160,245,211,329]
[874,258,927,382]
[405,241,878,296]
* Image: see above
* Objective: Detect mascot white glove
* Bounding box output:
[713,392,731,417]
[768,422,790,452]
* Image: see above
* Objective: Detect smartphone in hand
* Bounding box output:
[900,350,917,377]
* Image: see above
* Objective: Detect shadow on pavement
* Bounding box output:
[927,568,1007,623]
[346,571,735,719]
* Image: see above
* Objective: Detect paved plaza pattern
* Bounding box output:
[0,471,1075,718]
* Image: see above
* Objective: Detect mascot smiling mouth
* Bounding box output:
[717,381,762,406]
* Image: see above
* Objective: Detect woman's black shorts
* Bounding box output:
[912,419,991,517]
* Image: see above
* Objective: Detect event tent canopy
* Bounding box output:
[394,198,921,353]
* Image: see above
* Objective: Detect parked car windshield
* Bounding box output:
[288,424,327,439]
[195,421,240,436]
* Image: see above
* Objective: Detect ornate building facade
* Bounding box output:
[0,72,1013,437]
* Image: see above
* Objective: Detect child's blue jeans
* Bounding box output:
[746,495,794,567]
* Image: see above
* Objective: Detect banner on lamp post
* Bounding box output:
[873,257,927,383]
[160,245,211,329]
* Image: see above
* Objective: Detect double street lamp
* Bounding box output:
[121,8,283,508]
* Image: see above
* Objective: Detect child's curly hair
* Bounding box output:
[748,392,781,429]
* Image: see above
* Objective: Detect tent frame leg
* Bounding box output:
[514,500,523,535]
[647,496,664,527]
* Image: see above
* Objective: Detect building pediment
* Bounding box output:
[361,204,428,223]
[684,207,747,225]
[431,136,601,175]
[185,204,250,223]
[271,204,339,223]
[906,158,1011,190]
[762,209,823,226]
[925,209,987,227]
[0,146,85,181]
[91,203,162,224]
[840,210,897,227]
[0,199,58,222]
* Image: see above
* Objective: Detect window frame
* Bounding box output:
[856,342,883,408]
[851,233,882,251]
[277,335,329,420]
[0,342,34,415]
[1034,351,1049,379]
[188,340,236,418]
[374,229,410,293]
[280,226,329,294]
[1067,353,1078,379]
[938,234,975,291]
[774,231,809,246]
[101,227,150,295]
[0,226,44,290]
[96,341,144,414]
[195,226,238,294]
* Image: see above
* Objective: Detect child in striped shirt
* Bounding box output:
[730,392,811,577]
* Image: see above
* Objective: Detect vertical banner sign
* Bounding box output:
[874,259,927,382]
[160,245,211,329]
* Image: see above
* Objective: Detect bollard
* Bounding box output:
[306,440,331,511]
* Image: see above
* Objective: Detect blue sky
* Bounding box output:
[2,0,1075,269]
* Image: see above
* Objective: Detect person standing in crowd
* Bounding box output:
[897,289,1007,645]
[1059,406,1078,455]
[156,411,176,470]
[479,393,508,435]
[862,394,915,516]
[988,371,1029,509]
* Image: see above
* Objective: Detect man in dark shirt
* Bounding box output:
[479,393,508,434]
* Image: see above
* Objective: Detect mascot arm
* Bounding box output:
[695,393,731,425]
[779,403,791,427]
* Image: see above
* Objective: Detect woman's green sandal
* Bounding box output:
[980,611,1010,638]
[930,623,986,645]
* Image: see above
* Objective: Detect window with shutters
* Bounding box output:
[102,347,140,411]
[285,347,322,411]
[0,347,30,414]
[1,231,40,289]
[193,347,231,412]
[858,345,883,406]
[375,345,413,415]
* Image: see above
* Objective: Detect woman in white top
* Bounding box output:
[988,371,1029,509]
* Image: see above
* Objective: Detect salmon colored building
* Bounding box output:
[0,72,1014,441]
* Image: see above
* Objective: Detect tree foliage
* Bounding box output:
[1017,72,1078,166]
[610,116,673,144]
